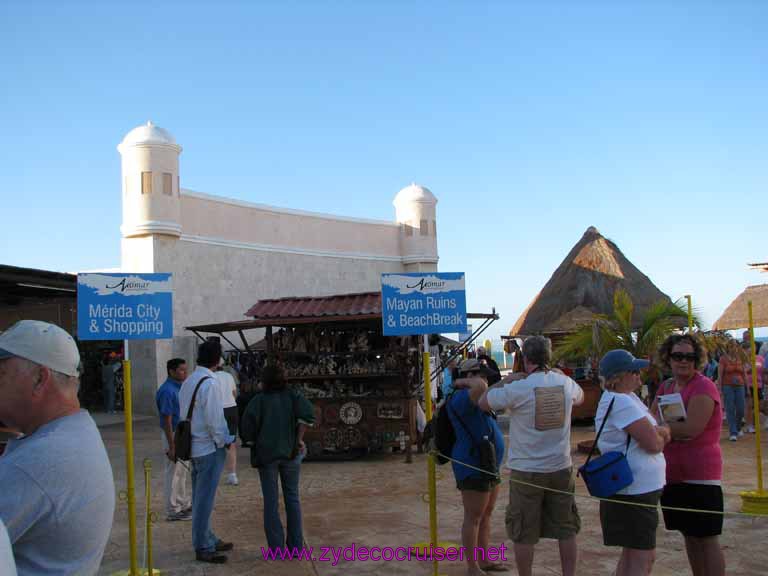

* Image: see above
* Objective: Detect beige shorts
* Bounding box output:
[505,467,581,545]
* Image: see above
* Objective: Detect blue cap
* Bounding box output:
[599,349,649,381]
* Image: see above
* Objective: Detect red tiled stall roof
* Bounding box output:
[187,292,497,339]
[245,292,382,321]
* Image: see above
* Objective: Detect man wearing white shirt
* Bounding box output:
[479,335,584,576]
[178,340,235,564]
[216,362,239,486]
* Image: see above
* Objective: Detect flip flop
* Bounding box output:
[479,562,510,572]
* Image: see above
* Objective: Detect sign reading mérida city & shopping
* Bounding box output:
[77,273,173,340]
[381,272,466,336]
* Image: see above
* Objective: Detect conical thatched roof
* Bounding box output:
[511,227,672,336]
[712,284,768,330]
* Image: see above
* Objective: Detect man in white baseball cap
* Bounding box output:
[0,320,115,576]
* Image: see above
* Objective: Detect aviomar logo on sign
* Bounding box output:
[77,273,173,340]
[104,278,151,293]
[381,273,467,336]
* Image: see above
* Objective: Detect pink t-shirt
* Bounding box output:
[658,372,723,483]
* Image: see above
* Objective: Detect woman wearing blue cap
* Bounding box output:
[596,349,671,576]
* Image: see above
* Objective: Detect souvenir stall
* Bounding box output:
[187,292,423,458]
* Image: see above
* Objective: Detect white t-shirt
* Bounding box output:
[215,370,238,408]
[487,371,584,473]
[595,391,666,495]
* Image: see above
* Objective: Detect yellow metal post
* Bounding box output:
[423,342,438,576]
[748,303,764,494]
[123,360,138,575]
[685,295,693,332]
[740,301,768,514]
[143,459,154,576]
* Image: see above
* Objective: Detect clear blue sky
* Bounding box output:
[2,1,766,338]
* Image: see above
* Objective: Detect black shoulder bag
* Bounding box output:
[173,376,211,462]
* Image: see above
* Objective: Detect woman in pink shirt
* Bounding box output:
[651,334,724,576]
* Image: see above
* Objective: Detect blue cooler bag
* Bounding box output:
[578,397,633,498]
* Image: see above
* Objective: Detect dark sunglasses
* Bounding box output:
[670,352,697,362]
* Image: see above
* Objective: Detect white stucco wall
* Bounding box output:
[180,190,402,258]
[158,235,408,337]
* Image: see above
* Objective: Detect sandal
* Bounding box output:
[479,562,510,572]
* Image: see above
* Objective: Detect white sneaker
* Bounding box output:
[747,425,756,434]
[225,473,239,486]
[729,435,738,441]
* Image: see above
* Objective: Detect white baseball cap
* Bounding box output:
[0,320,81,377]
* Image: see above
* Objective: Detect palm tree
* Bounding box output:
[554,289,696,362]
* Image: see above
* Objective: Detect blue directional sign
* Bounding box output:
[381,272,467,336]
[77,273,173,340]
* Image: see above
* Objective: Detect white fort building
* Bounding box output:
[118,122,439,411]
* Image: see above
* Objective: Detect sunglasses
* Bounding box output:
[670,352,697,362]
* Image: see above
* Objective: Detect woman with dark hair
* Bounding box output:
[240,364,315,551]
[450,358,507,576]
[651,334,725,576]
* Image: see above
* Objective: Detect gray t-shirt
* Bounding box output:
[0,411,115,575]
[0,519,16,576]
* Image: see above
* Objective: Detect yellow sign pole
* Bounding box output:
[423,337,438,576]
[685,295,693,332]
[143,459,158,576]
[740,301,768,514]
[748,303,764,493]
[123,360,138,575]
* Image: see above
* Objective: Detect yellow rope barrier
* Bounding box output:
[432,450,768,518]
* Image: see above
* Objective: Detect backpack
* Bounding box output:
[422,394,456,465]
[173,376,211,462]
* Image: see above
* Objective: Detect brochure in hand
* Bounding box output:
[657,393,687,423]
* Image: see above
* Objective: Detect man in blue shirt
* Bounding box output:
[156,358,191,521]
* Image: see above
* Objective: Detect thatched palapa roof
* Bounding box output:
[712,284,768,330]
[511,227,672,336]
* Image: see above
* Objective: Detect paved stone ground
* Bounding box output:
[97,417,768,575]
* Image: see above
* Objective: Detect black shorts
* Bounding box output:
[456,474,501,492]
[600,490,661,550]
[224,406,239,437]
[661,483,723,537]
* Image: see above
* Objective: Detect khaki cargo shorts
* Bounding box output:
[505,467,581,545]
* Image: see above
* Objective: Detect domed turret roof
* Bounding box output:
[119,121,181,150]
[393,183,437,205]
